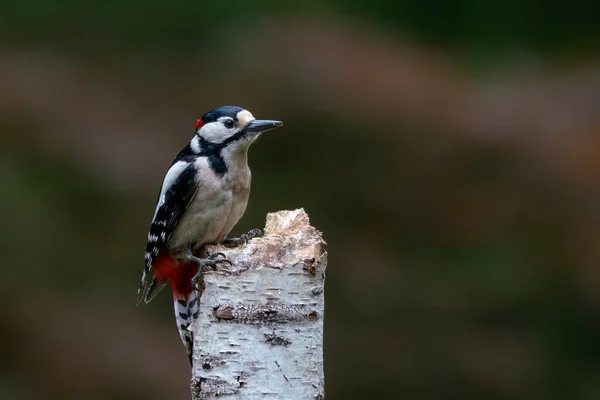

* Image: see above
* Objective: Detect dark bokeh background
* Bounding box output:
[2,1,600,399]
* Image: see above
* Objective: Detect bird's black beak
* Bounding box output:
[243,119,283,134]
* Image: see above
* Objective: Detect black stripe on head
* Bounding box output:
[200,106,244,124]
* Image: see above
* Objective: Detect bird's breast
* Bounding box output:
[167,157,251,253]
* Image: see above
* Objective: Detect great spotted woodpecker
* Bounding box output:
[136,106,283,363]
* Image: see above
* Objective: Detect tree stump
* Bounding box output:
[190,209,327,399]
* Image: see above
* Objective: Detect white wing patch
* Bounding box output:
[153,160,189,219]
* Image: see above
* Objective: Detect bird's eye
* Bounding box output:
[223,119,235,129]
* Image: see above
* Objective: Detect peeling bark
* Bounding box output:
[190,209,327,400]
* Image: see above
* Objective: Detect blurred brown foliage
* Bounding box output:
[1,8,600,400]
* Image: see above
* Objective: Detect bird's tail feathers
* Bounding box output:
[174,290,199,365]
[170,260,201,365]
[138,252,199,364]
[136,252,174,305]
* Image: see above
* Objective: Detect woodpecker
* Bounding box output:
[137,106,283,363]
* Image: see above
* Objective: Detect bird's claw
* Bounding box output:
[246,228,263,239]
[208,251,226,260]
[214,258,233,267]
[191,272,202,291]
[221,228,263,248]
[186,249,232,290]
[207,251,232,266]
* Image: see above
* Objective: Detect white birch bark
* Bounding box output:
[190,209,327,400]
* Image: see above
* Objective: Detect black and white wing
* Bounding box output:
[136,160,198,305]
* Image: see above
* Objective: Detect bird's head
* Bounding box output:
[192,106,282,153]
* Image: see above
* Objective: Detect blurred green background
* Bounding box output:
[2,1,600,399]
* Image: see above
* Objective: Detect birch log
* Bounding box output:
[190,208,327,400]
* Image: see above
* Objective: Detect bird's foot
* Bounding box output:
[206,251,228,262]
[207,251,237,275]
[221,228,263,248]
[183,249,232,290]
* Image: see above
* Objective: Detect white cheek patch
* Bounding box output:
[198,121,230,143]
[236,110,255,128]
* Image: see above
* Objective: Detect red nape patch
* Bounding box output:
[153,253,198,297]
[195,119,204,130]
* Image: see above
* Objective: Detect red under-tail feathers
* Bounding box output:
[153,252,200,364]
